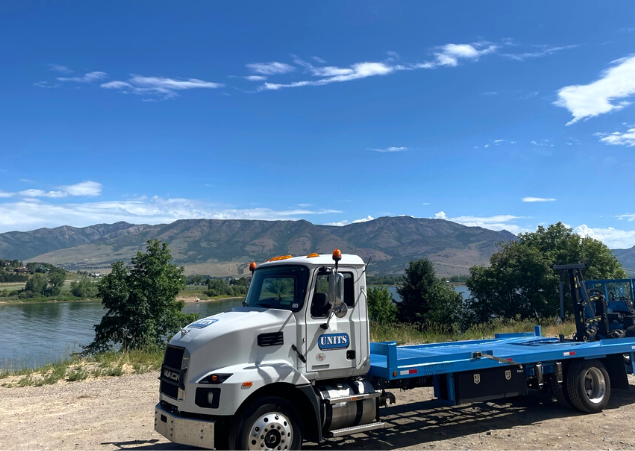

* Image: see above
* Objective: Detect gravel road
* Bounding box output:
[2,372,635,450]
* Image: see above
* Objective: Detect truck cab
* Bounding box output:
[155,251,384,450]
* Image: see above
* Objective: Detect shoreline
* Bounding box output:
[0,295,243,306]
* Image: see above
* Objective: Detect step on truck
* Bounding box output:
[154,252,635,450]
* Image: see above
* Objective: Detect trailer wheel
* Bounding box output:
[229,396,303,450]
[566,359,611,413]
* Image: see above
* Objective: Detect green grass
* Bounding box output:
[370,317,577,345]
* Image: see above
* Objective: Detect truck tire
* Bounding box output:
[551,378,572,408]
[229,396,303,450]
[566,359,611,413]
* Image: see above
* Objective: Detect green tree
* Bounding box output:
[396,259,464,325]
[86,240,198,352]
[24,273,47,295]
[367,286,398,324]
[466,222,627,323]
[70,278,98,298]
[44,270,66,297]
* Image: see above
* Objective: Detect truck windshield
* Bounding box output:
[245,265,309,312]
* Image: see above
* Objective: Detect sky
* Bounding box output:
[1,1,635,248]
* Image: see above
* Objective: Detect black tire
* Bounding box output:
[566,359,611,413]
[551,377,573,408]
[228,396,303,450]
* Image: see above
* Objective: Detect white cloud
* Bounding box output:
[574,224,635,249]
[246,62,295,75]
[434,211,528,234]
[502,45,578,61]
[522,197,556,202]
[0,190,15,198]
[351,215,374,224]
[312,56,326,64]
[0,197,343,232]
[34,81,58,89]
[260,41,496,91]
[57,71,108,83]
[596,127,635,147]
[434,211,447,219]
[63,181,102,196]
[19,189,66,198]
[367,146,407,153]
[101,75,223,99]
[48,64,73,74]
[618,213,635,221]
[244,75,267,81]
[422,202,431,206]
[554,55,635,125]
[326,220,349,226]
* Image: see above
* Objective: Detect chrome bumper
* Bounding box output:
[154,403,215,449]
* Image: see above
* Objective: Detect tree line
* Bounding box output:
[368,222,627,330]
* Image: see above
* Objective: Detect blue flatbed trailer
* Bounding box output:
[368,326,635,410]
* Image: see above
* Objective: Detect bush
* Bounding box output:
[367,287,397,325]
[70,278,98,298]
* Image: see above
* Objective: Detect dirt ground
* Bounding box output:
[2,372,635,450]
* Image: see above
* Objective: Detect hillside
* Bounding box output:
[613,246,635,277]
[1,217,518,276]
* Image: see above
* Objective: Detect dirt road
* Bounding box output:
[2,372,635,450]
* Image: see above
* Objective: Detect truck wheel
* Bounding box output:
[229,396,303,450]
[566,359,611,413]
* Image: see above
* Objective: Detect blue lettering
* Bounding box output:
[318,333,350,350]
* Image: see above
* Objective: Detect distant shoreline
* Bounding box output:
[0,294,243,306]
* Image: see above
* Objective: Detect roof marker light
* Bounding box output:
[307,253,319,258]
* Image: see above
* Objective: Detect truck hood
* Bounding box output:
[169,307,298,382]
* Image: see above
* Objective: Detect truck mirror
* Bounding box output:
[328,273,345,313]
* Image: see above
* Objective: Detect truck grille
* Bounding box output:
[160,345,185,399]
[164,345,185,369]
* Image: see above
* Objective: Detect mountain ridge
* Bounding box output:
[1,217,519,276]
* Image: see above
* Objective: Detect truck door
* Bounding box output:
[304,269,357,376]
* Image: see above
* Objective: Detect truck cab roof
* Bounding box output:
[257,253,365,268]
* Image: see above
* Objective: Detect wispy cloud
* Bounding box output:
[34,81,59,89]
[596,127,635,147]
[246,62,295,75]
[6,181,102,199]
[101,75,224,99]
[259,41,497,91]
[0,197,342,232]
[57,71,108,83]
[554,54,635,125]
[522,197,556,202]
[434,211,528,234]
[502,44,578,61]
[352,215,374,223]
[367,146,408,153]
[244,75,267,81]
[48,64,73,74]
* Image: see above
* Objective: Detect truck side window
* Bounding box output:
[311,272,355,317]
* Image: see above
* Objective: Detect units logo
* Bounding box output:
[318,333,350,350]
[188,318,218,329]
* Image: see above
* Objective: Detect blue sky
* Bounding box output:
[1,1,635,248]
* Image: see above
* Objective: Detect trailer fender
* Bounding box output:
[602,354,630,390]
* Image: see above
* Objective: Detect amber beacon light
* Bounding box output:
[249,262,257,273]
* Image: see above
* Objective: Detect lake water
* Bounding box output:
[0,285,470,369]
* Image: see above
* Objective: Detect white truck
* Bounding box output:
[155,250,384,449]
[154,251,635,449]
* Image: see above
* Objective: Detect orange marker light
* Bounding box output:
[307,253,319,258]
[249,262,257,273]
[332,249,342,262]
[242,381,253,388]
[211,375,218,382]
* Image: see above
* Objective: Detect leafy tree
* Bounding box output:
[466,222,627,323]
[70,278,98,298]
[24,274,47,295]
[86,240,198,352]
[367,286,398,324]
[396,259,464,325]
[44,270,66,297]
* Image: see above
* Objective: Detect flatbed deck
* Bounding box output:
[369,326,635,381]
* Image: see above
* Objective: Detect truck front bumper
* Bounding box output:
[154,403,216,449]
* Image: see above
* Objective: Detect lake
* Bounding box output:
[0,285,470,369]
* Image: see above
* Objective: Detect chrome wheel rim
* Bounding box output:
[247,412,292,450]
[583,367,606,404]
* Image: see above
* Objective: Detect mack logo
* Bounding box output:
[163,369,179,381]
[318,333,350,350]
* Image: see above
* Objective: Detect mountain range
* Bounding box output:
[0,217,520,276]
